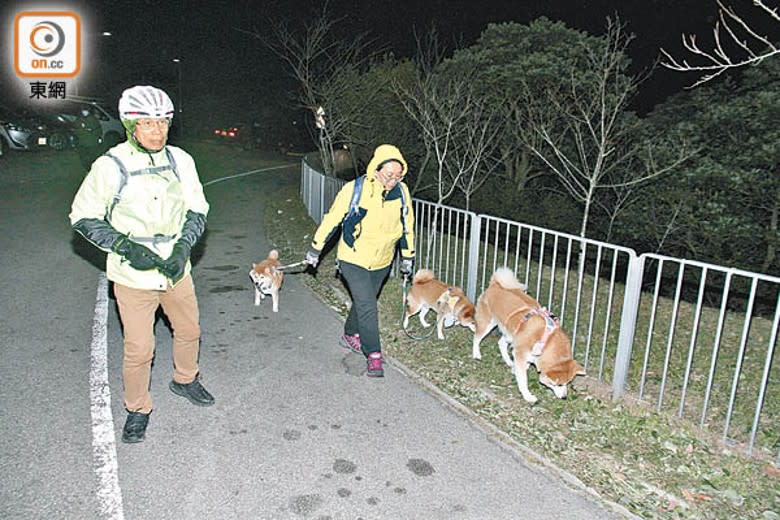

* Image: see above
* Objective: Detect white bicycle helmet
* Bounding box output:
[118,85,174,121]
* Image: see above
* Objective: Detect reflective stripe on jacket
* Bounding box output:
[69,141,209,290]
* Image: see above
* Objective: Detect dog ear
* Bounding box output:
[446,295,460,310]
[252,263,257,269]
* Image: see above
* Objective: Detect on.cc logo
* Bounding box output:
[29,21,66,57]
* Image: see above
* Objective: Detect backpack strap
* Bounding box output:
[104,146,180,221]
[346,175,365,219]
[104,152,128,222]
[398,182,409,236]
[164,147,180,181]
[341,175,410,248]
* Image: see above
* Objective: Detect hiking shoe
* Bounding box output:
[169,375,215,406]
[122,411,150,444]
[339,333,362,354]
[366,352,384,377]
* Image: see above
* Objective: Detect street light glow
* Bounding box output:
[172,58,183,138]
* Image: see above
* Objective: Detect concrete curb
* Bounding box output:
[317,274,640,520]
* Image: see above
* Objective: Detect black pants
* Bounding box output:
[340,261,391,355]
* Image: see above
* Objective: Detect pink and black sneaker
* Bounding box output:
[366,352,384,377]
[339,333,362,355]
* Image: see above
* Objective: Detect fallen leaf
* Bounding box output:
[765,464,780,477]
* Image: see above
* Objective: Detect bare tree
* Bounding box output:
[524,18,695,240]
[449,100,506,211]
[660,0,780,87]
[392,28,501,208]
[392,73,471,205]
[392,28,507,260]
[243,4,377,174]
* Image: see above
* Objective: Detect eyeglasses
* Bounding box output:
[136,118,170,132]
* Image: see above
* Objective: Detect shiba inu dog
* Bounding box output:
[249,249,284,312]
[472,267,585,403]
[403,269,476,340]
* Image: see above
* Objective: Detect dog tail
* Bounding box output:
[413,269,435,284]
[491,267,527,291]
[269,249,279,259]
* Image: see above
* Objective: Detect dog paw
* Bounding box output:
[472,352,482,360]
[521,393,538,404]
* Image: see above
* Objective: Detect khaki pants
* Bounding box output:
[114,275,201,413]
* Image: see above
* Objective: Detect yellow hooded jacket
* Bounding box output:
[311,144,415,270]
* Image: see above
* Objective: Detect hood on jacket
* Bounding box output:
[366,144,408,178]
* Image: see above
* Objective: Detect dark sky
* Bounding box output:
[91,0,729,108]
[5,1,750,121]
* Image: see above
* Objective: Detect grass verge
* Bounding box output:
[263,171,779,520]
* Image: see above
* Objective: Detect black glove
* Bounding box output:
[160,241,191,284]
[178,210,207,248]
[73,218,165,271]
[399,257,414,277]
[159,210,207,284]
[304,248,320,268]
[111,235,165,271]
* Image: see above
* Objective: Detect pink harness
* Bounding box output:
[524,307,559,356]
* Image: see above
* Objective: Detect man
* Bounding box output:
[69,85,214,444]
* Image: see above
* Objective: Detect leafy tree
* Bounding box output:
[441,18,595,195]
[336,56,420,176]
[622,59,780,274]
[522,18,695,241]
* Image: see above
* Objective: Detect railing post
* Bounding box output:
[318,174,325,224]
[466,213,481,302]
[611,252,644,400]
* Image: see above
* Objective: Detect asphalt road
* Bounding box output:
[0,146,627,519]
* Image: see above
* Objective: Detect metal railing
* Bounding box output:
[300,158,779,460]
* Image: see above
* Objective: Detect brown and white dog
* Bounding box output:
[472,267,585,403]
[249,249,284,312]
[403,269,476,340]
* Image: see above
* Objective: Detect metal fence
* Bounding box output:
[300,159,779,460]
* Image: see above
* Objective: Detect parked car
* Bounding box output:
[56,97,124,148]
[0,105,49,152]
[39,112,78,151]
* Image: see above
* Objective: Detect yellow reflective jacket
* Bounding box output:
[311,144,415,270]
[69,141,209,290]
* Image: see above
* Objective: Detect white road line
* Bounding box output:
[85,162,293,517]
[89,273,125,519]
[202,163,296,187]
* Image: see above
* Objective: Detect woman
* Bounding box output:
[305,144,415,377]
